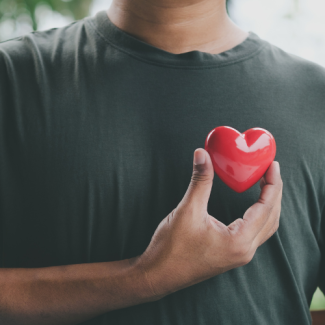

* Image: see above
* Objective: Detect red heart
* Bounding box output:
[204,126,276,193]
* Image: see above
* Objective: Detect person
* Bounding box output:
[0,0,324,324]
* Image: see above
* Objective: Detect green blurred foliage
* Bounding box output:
[311,288,325,311]
[0,0,93,31]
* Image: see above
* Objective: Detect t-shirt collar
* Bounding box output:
[88,10,267,69]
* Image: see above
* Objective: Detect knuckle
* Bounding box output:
[273,219,280,233]
[229,237,250,260]
[241,250,255,266]
[237,245,251,259]
[227,230,256,266]
[258,198,275,213]
[276,182,283,192]
[275,182,283,195]
[227,218,245,235]
[172,204,190,221]
[193,164,207,175]
[166,209,176,225]
[190,172,211,186]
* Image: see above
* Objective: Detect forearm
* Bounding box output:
[0,257,156,325]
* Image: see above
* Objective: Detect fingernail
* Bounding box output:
[276,161,280,173]
[194,149,206,165]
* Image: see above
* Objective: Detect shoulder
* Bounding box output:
[0,17,91,76]
[258,39,325,89]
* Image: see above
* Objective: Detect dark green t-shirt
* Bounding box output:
[1,10,325,325]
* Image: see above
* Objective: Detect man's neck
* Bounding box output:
[107,0,249,55]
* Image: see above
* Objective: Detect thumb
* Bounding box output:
[181,148,215,209]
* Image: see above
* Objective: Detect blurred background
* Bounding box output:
[1,0,325,311]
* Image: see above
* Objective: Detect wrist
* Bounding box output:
[128,255,167,302]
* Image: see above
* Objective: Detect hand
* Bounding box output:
[135,148,283,299]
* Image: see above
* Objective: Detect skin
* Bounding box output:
[107,0,249,54]
[0,149,282,324]
[0,2,282,324]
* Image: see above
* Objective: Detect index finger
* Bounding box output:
[241,161,283,243]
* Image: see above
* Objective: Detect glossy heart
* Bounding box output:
[204,126,276,193]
